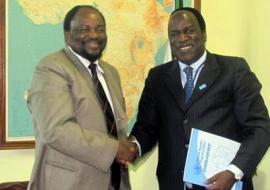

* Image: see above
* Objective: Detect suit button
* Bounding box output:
[185,144,189,148]
[183,119,188,125]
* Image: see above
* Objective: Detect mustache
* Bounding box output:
[82,39,102,45]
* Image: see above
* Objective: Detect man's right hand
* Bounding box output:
[115,138,138,167]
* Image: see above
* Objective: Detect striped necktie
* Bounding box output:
[88,63,117,136]
[88,63,120,190]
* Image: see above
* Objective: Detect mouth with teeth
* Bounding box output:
[179,44,192,52]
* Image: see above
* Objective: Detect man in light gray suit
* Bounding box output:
[26,5,136,190]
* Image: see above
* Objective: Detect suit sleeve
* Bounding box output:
[130,69,160,155]
[26,60,118,172]
[231,58,270,177]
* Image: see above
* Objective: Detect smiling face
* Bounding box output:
[168,10,206,64]
[64,7,107,62]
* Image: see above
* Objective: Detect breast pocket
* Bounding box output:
[205,88,232,107]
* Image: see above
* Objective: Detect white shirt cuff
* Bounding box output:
[226,164,244,180]
[130,136,142,157]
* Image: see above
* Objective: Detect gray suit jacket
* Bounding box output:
[26,47,131,190]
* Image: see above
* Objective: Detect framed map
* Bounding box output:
[0,0,200,149]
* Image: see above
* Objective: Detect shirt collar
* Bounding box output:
[178,50,207,71]
[67,46,104,74]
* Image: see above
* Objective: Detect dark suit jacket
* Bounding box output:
[131,51,270,190]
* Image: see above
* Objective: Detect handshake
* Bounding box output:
[115,137,139,167]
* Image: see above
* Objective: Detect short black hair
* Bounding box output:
[63,5,106,32]
[171,7,206,33]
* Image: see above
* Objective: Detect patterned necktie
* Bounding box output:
[183,66,194,103]
[88,63,120,190]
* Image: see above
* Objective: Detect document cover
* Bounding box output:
[183,128,243,190]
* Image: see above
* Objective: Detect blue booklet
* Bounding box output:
[183,128,243,190]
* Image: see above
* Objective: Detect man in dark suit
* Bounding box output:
[26,5,135,190]
[129,7,270,190]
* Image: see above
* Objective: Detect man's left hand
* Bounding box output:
[205,170,236,190]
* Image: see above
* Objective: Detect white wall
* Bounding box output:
[0,149,34,182]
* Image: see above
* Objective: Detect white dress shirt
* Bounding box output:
[178,51,206,88]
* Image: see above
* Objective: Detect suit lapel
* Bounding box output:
[64,48,125,134]
[164,60,186,111]
[64,47,96,92]
[186,52,220,109]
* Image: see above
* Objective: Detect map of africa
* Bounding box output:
[8,0,173,137]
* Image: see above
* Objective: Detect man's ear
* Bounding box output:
[64,31,71,45]
[203,32,207,42]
